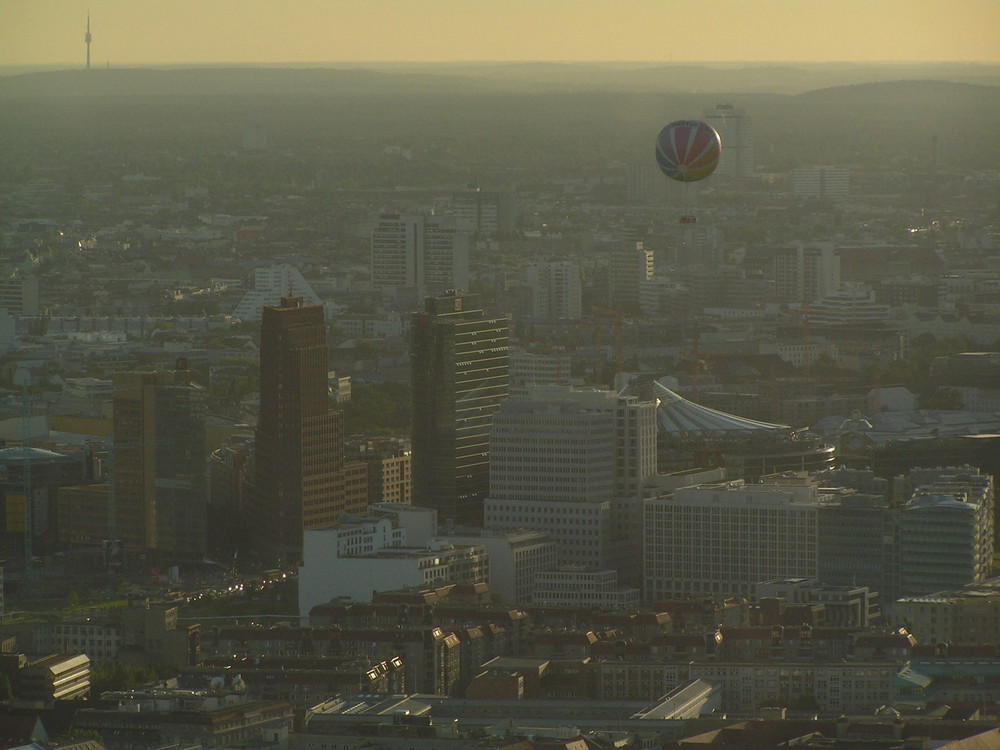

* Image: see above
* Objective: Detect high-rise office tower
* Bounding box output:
[773,242,841,303]
[489,386,655,504]
[371,214,470,301]
[484,385,656,576]
[703,104,754,178]
[608,239,653,315]
[452,187,517,238]
[253,297,366,562]
[518,261,583,322]
[112,366,207,559]
[789,166,850,200]
[207,439,252,560]
[0,275,40,316]
[411,291,509,526]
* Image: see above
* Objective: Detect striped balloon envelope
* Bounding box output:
[655,120,722,183]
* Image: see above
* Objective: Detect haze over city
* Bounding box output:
[3,0,999,67]
[3,0,1000,743]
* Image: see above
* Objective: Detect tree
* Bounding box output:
[340,382,411,436]
[811,353,842,375]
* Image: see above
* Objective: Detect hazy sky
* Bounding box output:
[3,0,998,67]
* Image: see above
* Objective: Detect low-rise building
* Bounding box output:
[181,655,406,707]
[75,691,292,750]
[300,529,488,614]
[435,528,558,604]
[214,625,463,696]
[310,586,530,655]
[16,653,90,704]
[486,497,616,571]
[533,567,640,610]
[31,597,198,668]
[36,618,121,662]
[298,505,489,614]
[466,656,592,700]
[894,577,1000,646]
[752,578,881,628]
[348,438,412,506]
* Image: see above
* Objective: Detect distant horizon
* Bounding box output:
[3,59,999,75]
[3,1,998,69]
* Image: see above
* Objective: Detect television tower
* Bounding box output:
[85,13,92,70]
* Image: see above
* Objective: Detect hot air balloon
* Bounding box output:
[655,119,722,223]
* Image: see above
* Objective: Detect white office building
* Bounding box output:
[790,165,850,200]
[608,243,654,314]
[703,104,754,178]
[370,213,470,300]
[485,497,615,570]
[644,476,826,600]
[758,338,840,369]
[773,242,841,303]
[434,529,558,604]
[518,261,583,321]
[507,348,574,387]
[451,187,516,237]
[334,311,405,340]
[534,567,641,610]
[488,385,656,503]
[806,287,890,329]
[298,504,491,617]
[484,385,657,576]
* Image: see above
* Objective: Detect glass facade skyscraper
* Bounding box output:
[411,291,508,526]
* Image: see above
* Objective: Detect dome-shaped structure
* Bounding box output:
[619,378,788,436]
[0,446,66,463]
[620,377,835,480]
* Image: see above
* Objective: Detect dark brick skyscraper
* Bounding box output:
[253,297,365,562]
[411,290,509,526]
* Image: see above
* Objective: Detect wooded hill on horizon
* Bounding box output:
[2,63,997,178]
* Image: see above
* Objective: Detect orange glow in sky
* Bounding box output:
[2,0,998,67]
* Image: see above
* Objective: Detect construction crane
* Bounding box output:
[688,324,704,402]
[801,297,811,378]
[671,320,706,403]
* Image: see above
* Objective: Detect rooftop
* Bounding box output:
[620,378,789,435]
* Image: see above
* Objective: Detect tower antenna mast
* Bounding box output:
[85,13,92,70]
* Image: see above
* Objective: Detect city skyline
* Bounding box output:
[2,0,999,68]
